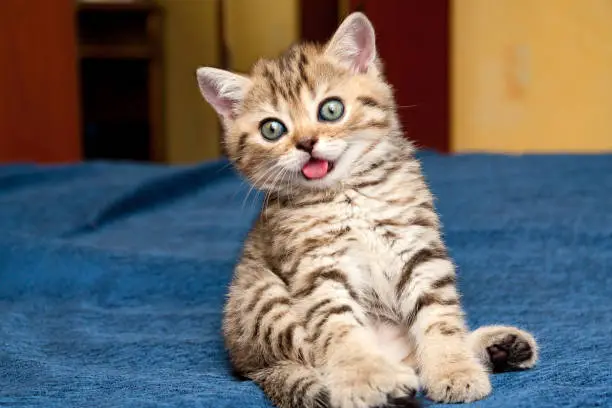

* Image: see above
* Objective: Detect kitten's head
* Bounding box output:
[197,12,404,195]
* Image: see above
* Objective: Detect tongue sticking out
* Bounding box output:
[301,158,330,180]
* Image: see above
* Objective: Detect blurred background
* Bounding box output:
[1,0,611,165]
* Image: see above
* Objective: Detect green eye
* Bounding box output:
[318,98,345,122]
[259,119,287,141]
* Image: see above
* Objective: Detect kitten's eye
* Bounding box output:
[259,119,287,141]
[318,98,345,122]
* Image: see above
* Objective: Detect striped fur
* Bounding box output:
[198,12,538,408]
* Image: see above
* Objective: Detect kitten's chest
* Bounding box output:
[336,191,430,318]
[340,190,407,278]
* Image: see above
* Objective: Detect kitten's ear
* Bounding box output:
[325,12,376,73]
[196,67,252,119]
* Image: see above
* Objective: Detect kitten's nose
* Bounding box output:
[296,137,318,153]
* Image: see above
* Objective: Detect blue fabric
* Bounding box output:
[0,154,610,408]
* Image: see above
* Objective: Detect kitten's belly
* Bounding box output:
[370,321,415,365]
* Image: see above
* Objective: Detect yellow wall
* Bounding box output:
[339,0,350,19]
[159,0,298,163]
[224,0,299,72]
[452,0,612,153]
[158,0,221,163]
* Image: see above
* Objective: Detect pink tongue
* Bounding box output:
[301,159,329,179]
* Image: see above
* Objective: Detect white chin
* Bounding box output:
[300,173,342,189]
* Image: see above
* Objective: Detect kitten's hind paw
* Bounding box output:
[470,325,538,372]
[487,333,535,372]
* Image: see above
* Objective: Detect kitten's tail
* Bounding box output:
[250,360,420,408]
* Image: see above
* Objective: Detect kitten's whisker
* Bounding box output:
[231,179,250,202]
[289,170,298,206]
[281,168,293,206]
[259,164,285,212]
[286,159,302,206]
[262,173,281,218]
[252,162,280,212]
[265,166,289,211]
[215,161,234,173]
[241,172,262,211]
[242,163,278,212]
[233,161,269,203]
[268,167,286,195]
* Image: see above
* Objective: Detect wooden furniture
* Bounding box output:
[0,0,81,163]
[77,0,164,161]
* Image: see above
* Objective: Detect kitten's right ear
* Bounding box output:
[325,12,377,73]
[196,67,252,120]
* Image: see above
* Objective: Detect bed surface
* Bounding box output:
[0,154,610,407]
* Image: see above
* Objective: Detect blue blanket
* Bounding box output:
[1,154,610,408]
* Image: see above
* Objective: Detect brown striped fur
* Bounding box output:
[197,13,538,408]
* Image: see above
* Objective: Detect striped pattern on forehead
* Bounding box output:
[245,43,345,113]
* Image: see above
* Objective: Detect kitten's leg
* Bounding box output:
[396,250,491,403]
[250,361,329,408]
[252,360,419,408]
[293,268,419,408]
[226,262,419,408]
[469,325,538,372]
[225,263,334,408]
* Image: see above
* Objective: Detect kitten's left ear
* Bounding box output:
[196,67,252,120]
[325,12,377,73]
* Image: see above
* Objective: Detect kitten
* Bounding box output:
[197,12,538,408]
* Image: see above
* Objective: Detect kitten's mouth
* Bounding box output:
[301,158,334,180]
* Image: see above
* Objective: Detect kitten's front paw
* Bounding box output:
[422,359,491,403]
[327,357,419,408]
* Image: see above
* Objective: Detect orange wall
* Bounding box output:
[452,0,612,152]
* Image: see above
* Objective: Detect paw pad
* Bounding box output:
[487,333,534,372]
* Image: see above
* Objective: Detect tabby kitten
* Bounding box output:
[197,12,538,408]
